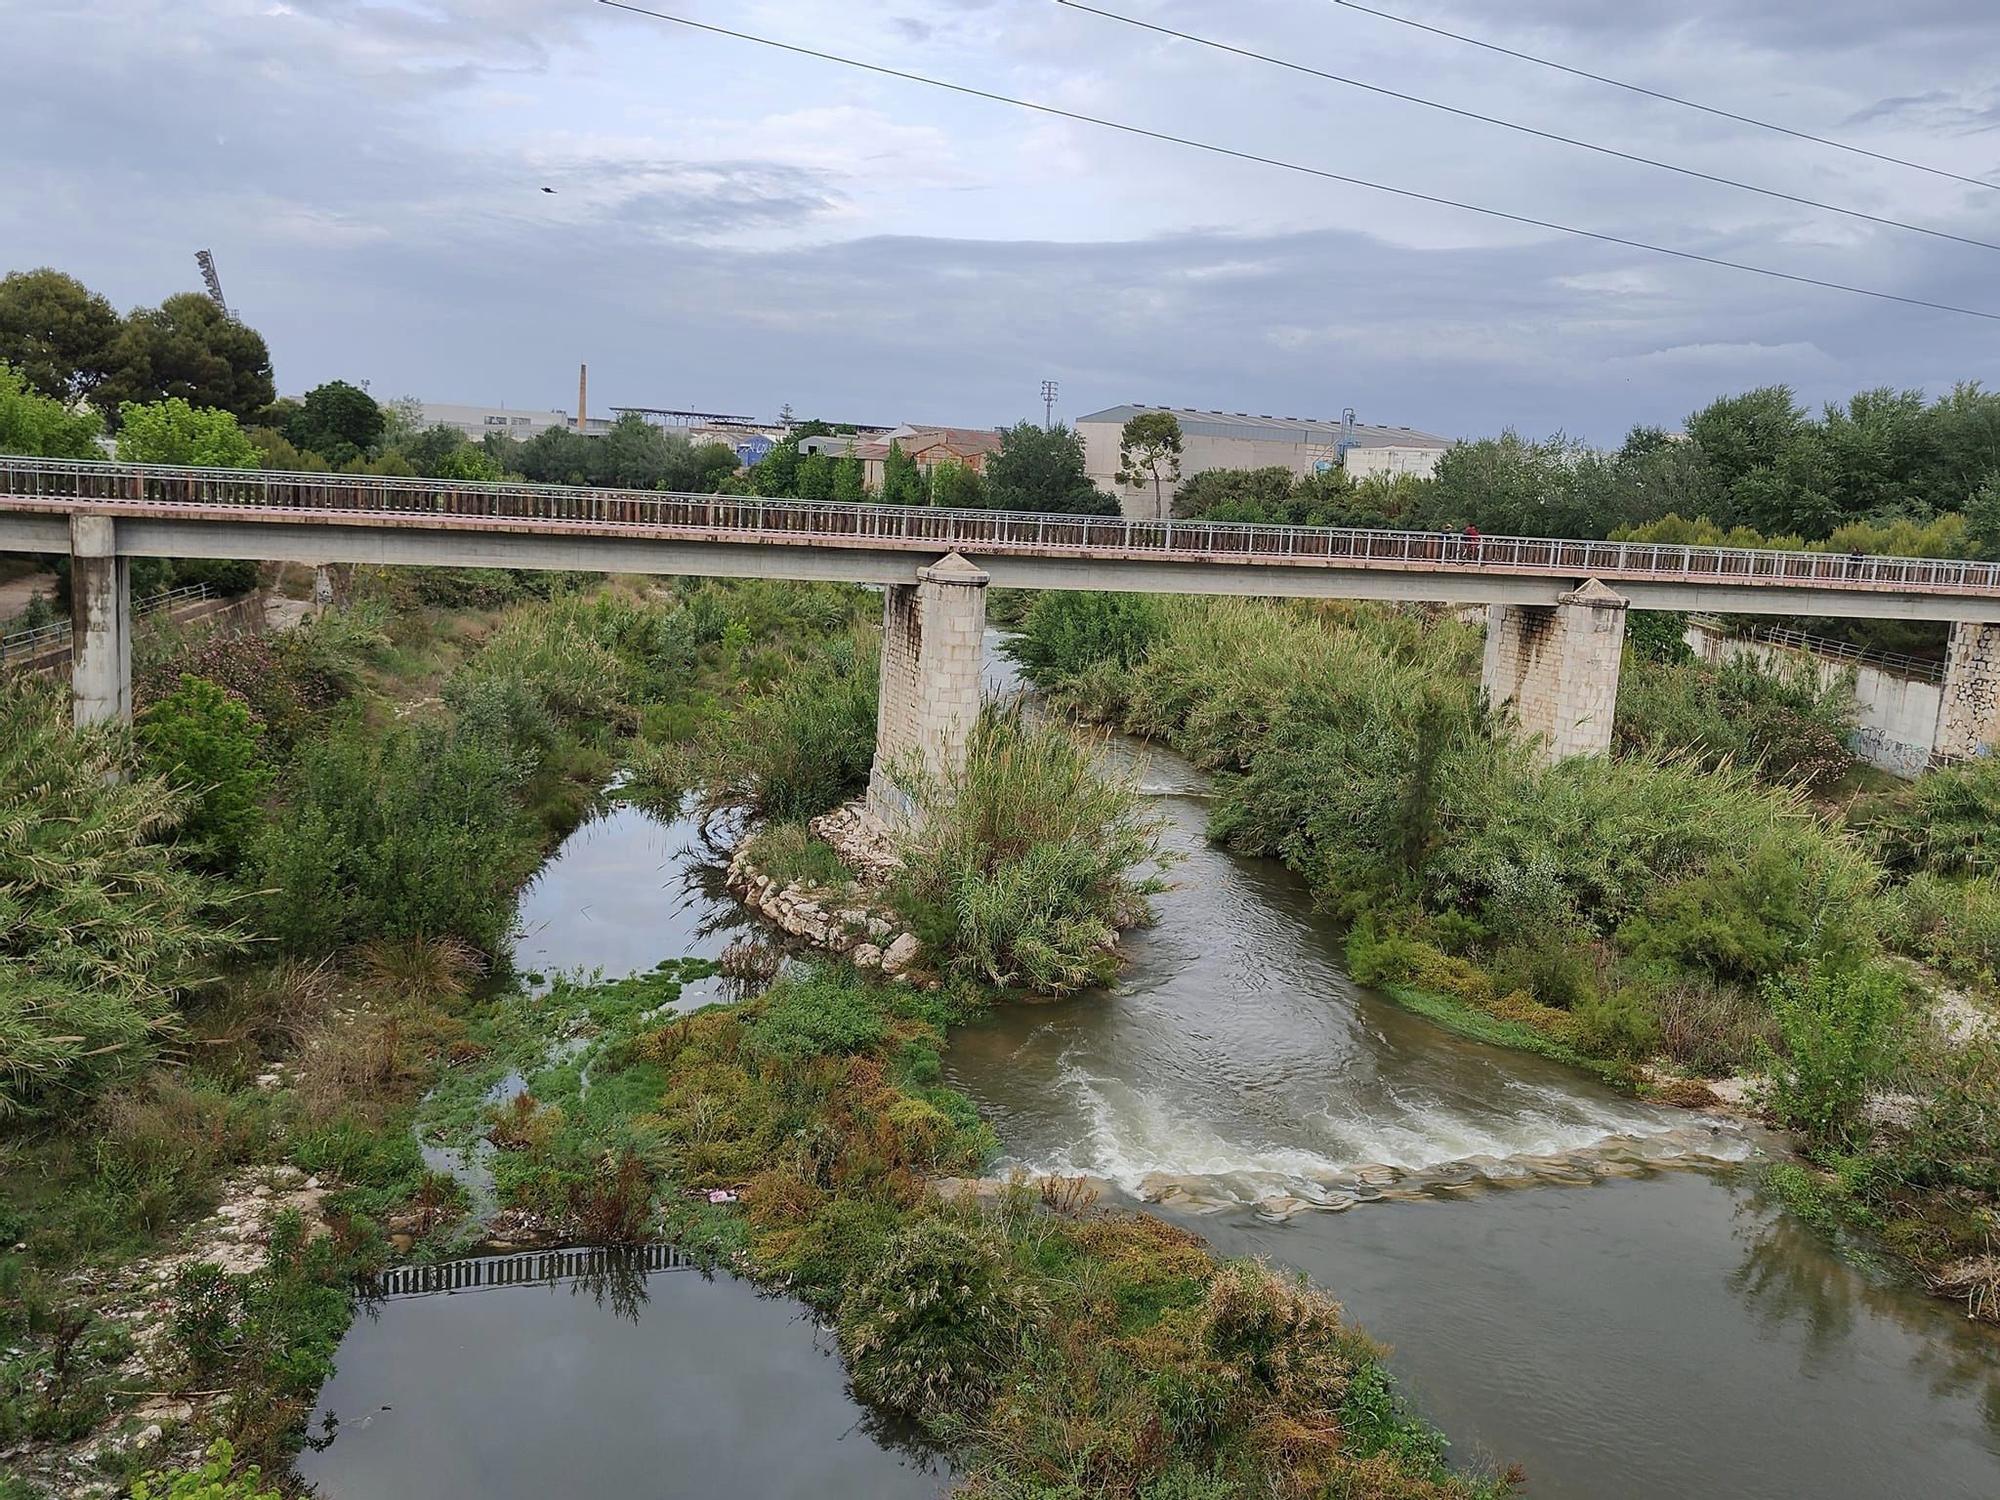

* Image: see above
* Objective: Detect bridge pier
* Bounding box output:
[1480,578,1628,761]
[69,514,132,727]
[866,553,990,825]
[1935,621,2000,760]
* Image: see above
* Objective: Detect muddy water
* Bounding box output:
[943,636,2000,1498]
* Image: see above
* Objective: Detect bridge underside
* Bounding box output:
[12,511,2000,772]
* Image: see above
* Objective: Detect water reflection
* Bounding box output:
[303,1254,946,1500]
[1731,1176,2000,1444]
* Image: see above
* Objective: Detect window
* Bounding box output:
[484,415,509,426]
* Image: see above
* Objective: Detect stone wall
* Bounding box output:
[1936,621,2000,761]
[1480,579,1628,760]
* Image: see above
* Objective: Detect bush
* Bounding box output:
[838,1217,1022,1416]
[254,711,534,955]
[1003,592,1164,689]
[131,1441,283,1500]
[0,683,237,1118]
[136,675,273,871]
[1864,754,2000,878]
[1763,964,1907,1146]
[894,706,1165,994]
[744,973,887,1060]
[703,632,878,820]
[1882,873,2000,984]
[741,823,853,889]
[1615,651,1857,790]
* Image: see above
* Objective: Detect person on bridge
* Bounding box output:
[1462,524,1482,562]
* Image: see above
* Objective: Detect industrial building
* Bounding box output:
[1075,404,1452,520]
[417,402,614,442]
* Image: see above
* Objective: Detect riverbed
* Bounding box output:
[303,643,2000,1500]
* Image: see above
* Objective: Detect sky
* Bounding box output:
[6,0,1999,444]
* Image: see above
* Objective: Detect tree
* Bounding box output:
[1685,386,1806,496]
[513,426,595,485]
[929,458,985,508]
[136,675,272,871]
[97,293,275,422]
[115,398,258,468]
[1172,466,1295,521]
[833,453,868,503]
[881,441,930,506]
[1114,411,1182,517]
[1966,475,2000,561]
[285,380,383,465]
[0,361,102,457]
[985,422,1109,513]
[795,451,836,501]
[0,268,119,403]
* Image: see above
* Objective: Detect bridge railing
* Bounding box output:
[6,457,2000,596]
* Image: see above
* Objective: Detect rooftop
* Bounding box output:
[1075,404,1450,450]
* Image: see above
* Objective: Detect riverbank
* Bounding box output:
[1,577,1507,1500]
[1000,591,1999,1326]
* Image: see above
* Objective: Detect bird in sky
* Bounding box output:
[540,186,557,194]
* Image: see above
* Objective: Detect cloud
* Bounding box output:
[2,0,1994,445]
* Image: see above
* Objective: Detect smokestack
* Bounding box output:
[577,363,588,433]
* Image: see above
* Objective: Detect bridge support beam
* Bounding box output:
[69,514,132,727]
[866,553,990,825]
[1935,621,2000,760]
[1481,578,1628,761]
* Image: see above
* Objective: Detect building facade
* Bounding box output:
[1075,404,1452,520]
[417,403,615,442]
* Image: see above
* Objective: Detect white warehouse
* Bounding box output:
[1075,404,1452,520]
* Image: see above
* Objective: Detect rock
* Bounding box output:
[881,933,921,976]
[852,943,884,970]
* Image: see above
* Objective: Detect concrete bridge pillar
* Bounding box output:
[1935,621,2000,760]
[866,552,990,825]
[69,514,131,727]
[1480,578,1628,761]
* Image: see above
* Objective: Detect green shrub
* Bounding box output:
[254,711,533,955]
[0,684,237,1118]
[1763,964,1907,1146]
[131,1441,283,1500]
[838,1217,1022,1416]
[1882,873,2000,984]
[744,972,887,1060]
[704,632,878,820]
[894,706,1165,994]
[1003,592,1164,689]
[1615,651,1857,789]
[136,675,273,871]
[1864,754,2000,877]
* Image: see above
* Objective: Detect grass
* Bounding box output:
[740,821,855,890]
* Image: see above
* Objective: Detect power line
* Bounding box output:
[593,0,2000,324]
[1325,0,2000,196]
[1057,1,2000,257]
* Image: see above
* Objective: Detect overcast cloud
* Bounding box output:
[5,0,1998,442]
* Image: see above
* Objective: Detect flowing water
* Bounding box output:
[306,640,2000,1498]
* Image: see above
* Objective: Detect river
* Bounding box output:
[303,640,2000,1499]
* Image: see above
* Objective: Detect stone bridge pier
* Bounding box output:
[1480,578,1629,761]
[68,514,132,727]
[1935,621,2000,760]
[866,553,990,825]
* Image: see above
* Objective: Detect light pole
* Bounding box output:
[1040,379,1059,427]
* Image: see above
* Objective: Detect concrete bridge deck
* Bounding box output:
[4,457,2000,620]
[6,457,1998,770]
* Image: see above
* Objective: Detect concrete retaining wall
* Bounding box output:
[1684,621,1942,777]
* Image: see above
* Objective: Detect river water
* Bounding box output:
[305,641,2000,1499]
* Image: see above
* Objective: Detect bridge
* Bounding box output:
[4,457,1998,799]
